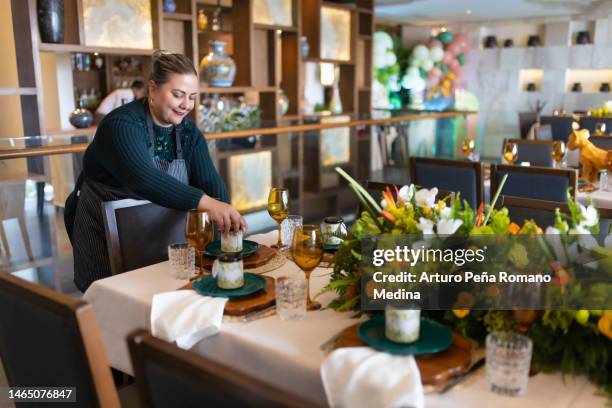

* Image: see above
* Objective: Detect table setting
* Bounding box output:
[83,180,610,407]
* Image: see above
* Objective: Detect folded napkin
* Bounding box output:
[321,347,424,408]
[150,290,228,349]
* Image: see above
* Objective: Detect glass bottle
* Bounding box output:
[197,9,208,31]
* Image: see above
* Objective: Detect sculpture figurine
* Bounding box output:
[567,123,608,182]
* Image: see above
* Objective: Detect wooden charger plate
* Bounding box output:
[196,245,277,270]
[182,276,275,316]
[329,322,476,386]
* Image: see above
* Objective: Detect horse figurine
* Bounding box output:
[567,126,608,182]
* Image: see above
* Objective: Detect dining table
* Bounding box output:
[83,231,608,407]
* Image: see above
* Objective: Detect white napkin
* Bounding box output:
[150,290,228,349]
[321,347,424,408]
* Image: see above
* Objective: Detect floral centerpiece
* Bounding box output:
[323,167,612,396]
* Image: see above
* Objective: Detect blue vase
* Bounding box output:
[163,0,176,13]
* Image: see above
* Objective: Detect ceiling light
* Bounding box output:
[466,9,472,15]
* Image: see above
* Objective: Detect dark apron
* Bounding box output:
[72,107,189,292]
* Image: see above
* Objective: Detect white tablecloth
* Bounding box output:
[84,231,607,407]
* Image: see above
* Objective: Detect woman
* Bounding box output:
[66,50,246,292]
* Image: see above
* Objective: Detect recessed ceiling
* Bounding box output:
[375,0,609,25]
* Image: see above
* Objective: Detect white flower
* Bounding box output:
[544,227,567,266]
[398,185,415,203]
[417,217,434,235]
[439,207,453,220]
[415,187,438,208]
[570,225,599,251]
[380,199,387,209]
[578,204,598,228]
[436,218,463,235]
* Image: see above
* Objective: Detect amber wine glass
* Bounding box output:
[462,137,476,161]
[292,225,324,311]
[551,141,566,168]
[502,141,518,165]
[268,187,289,249]
[185,209,214,278]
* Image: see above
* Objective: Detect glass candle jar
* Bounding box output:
[322,217,347,245]
[221,228,243,253]
[213,253,244,289]
[385,305,421,343]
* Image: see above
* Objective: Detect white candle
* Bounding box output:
[385,305,421,343]
[213,254,244,289]
[221,229,243,253]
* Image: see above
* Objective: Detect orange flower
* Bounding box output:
[597,311,612,340]
[453,309,470,318]
[381,210,397,223]
[507,222,520,234]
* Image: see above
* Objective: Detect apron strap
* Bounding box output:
[144,100,184,160]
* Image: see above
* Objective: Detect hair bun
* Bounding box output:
[152,49,172,61]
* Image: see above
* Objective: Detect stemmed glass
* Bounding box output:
[502,141,518,165]
[267,188,289,249]
[292,225,324,310]
[185,209,214,278]
[551,141,566,168]
[462,137,476,161]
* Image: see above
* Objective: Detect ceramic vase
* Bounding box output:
[37,0,64,43]
[200,41,236,87]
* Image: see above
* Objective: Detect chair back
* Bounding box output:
[504,138,554,167]
[577,117,612,135]
[536,124,553,141]
[409,157,484,208]
[540,116,574,142]
[590,135,612,151]
[127,329,318,408]
[490,164,577,202]
[102,199,188,275]
[0,274,119,408]
[495,195,564,228]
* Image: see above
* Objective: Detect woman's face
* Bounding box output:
[148,73,198,126]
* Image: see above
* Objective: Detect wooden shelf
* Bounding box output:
[358,87,371,91]
[46,127,97,137]
[321,1,357,11]
[198,29,232,35]
[216,146,276,159]
[357,7,374,14]
[302,57,355,65]
[253,24,298,32]
[163,12,192,21]
[0,87,37,96]
[359,34,372,40]
[199,85,277,93]
[196,1,231,9]
[39,42,154,56]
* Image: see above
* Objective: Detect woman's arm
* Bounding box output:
[96,118,204,210]
[188,127,230,203]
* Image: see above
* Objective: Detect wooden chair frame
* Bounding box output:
[490,164,578,200]
[127,329,318,408]
[0,273,120,408]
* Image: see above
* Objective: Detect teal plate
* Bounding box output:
[204,239,260,258]
[192,272,266,298]
[358,316,453,356]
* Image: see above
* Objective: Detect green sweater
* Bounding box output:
[83,99,229,210]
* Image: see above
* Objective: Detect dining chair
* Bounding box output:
[409,157,484,208]
[518,112,538,139]
[490,164,577,202]
[101,199,188,275]
[578,117,612,135]
[503,138,555,167]
[0,273,121,408]
[589,135,612,151]
[536,124,553,141]
[127,329,318,408]
[540,116,575,143]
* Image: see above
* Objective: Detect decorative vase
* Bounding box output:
[503,39,514,48]
[571,82,582,93]
[300,36,310,58]
[576,31,591,45]
[197,9,208,31]
[385,305,420,343]
[37,0,64,44]
[526,83,536,92]
[527,35,541,47]
[278,89,289,116]
[199,41,236,87]
[600,82,610,93]
[69,102,93,129]
[329,82,343,114]
[163,0,176,13]
[483,35,498,48]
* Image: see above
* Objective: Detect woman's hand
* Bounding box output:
[198,195,247,233]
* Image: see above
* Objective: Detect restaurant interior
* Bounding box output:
[0,0,611,406]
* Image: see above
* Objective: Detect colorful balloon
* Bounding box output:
[449,58,460,72]
[429,46,444,62]
[429,39,443,49]
[441,51,453,65]
[421,58,434,71]
[453,33,470,51]
[437,30,454,45]
[412,44,429,61]
[458,53,465,66]
[447,40,462,56]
